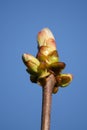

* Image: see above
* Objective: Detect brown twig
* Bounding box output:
[41,74,56,130]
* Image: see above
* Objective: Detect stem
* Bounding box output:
[41,74,56,130]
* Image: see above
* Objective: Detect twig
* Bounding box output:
[41,74,56,130]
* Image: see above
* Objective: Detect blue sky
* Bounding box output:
[0,0,87,130]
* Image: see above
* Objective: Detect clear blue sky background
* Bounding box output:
[0,0,87,130]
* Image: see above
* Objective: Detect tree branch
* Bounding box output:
[41,74,56,130]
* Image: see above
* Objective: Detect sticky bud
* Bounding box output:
[56,74,73,87]
[22,53,40,75]
[37,28,56,48]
